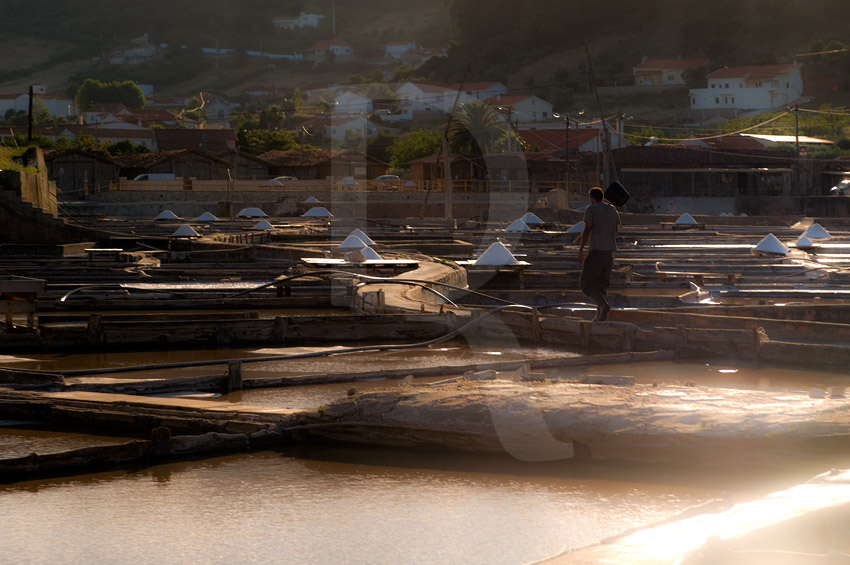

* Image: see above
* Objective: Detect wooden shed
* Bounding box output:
[115,149,232,180]
[43,149,120,194]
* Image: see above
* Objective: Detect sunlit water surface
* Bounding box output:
[0,450,718,564]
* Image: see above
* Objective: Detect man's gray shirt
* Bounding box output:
[583,201,620,252]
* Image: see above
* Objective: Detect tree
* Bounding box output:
[237,129,297,155]
[448,100,507,155]
[388,129,443,167]
[74,79,145,113]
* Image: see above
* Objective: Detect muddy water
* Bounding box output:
[0,449,730,564]
[2,348,848,562]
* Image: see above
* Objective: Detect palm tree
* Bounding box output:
[448,101,508,155]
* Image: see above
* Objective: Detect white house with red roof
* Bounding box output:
[385,41,417,60]
[334,91,372,115]
[302,114,396,141]
[0,92,76,118]
[400,46,449,68]
[303,40,354,62]
[633,57,710,86]
[485,95,554,123]
[689,62,803,111]
[273,12,324,30]
[395,81,453,114]
[451,82,507,101]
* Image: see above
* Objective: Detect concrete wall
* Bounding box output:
[72,189,545,223]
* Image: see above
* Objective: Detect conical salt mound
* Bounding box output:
[505,219,531,232]
[753,233,787,256]
[155,209,179,220]
[360,246,382,260]
[474,241,519,266]
[348,228,375,245]
[805,223,831,240]
[337,234,368,249]
[302,206,332,217]
[675,213,697,225]
[795,234,814,248]
[252,220,274,231]
[520,212,544,224]
[196,212,219,222]
[566,221,585,234]
[304,196,320,203]
[237,207,267,218]
[172,224,199,238]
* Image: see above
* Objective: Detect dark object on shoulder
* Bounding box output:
[605,181,629,207]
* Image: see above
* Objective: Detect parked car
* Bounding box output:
[133,173,176,181]
[375,174,401,182]
[829,179,850,195]
[266,176,298,186]
[336,176,359,188]
[402,180,418,189]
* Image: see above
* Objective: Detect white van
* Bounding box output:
[133,173,176,181]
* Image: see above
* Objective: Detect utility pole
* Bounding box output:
[27,85,33,143]
[794,105,800,194]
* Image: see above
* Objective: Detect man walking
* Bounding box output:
[578,187,620,321]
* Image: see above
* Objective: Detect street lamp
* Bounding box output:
[553,110,583,194]
[498,106,513,153]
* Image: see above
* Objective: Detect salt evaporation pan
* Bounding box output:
[520,212,544,224]
[359,246,382,260]
[675,213,698,225]
[348,228,375,245]
[566,221,586,234]
[795,234,814,248]
[505,219,531,232]
[155,210,180,220]
[237,207,267,218]
[172,225,199,238]
[337,234,368,249]
[252,220,275,231]
[805,223,832,240]
[302,206,333,218]
[474,241,520,266]
[752,233,788,256]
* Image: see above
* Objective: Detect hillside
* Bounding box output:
[2,0,850,125]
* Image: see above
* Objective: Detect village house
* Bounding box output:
[633,57,710,86]
[259,149,388,180]
[83,104,189,128]
[0,92,76,119]
[272,12,324,30]
[689,62,804,112]
[154,128,237,153]
[334,91,373,115]
[301,114,397,142]
[400,46,449,68]
[384,41,417,60]
[451,82,508,102]
[394,81,452,117]
[104,44,164,66]
[485,95,554,123]
[303,40,354,62]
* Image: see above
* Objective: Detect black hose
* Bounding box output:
[18,303,535,377]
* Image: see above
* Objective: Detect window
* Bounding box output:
[724,83,729,88]
[731,97,735,104]
[715,97,720,104]
[542,111,547,118]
